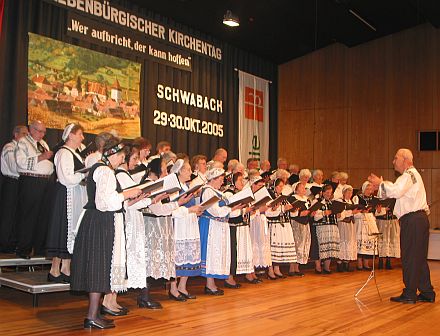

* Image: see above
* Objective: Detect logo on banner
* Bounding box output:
[244,86,264,121]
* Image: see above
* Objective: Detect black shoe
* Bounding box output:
[336,263,344,272]
[322,269,332,274]
[294,272,305,277]
[137,297,162,309]
[267,274,278,280]
[168,291,187,302]
[287,271,296,277]
[178,291,196,299]
[60,272,71,283]
[417,294,435,303]
[204,287,224,295]
[255,278,263,283]
[275,274,286,279]
[224,281,241,289]
[100,305,127,316]
[363,266,372,271]
[47,273,64,283]
[83,318,115,329]
[390,295,416,304]
[244,278,260,284]
[16,253,30,260]
[314,269,322,274]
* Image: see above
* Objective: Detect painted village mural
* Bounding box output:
[28,33,141,138]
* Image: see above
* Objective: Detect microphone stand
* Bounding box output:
[355,232,382,301]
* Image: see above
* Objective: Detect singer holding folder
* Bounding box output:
[198,167,242,295]
[369,148,435,304]
[46,123,87,283]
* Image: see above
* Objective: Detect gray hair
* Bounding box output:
[312,169,323,178]
[397,148,413,162]
[95,132,113,151]
[299,168,312,178]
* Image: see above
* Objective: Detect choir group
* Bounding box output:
[0,121,401,329]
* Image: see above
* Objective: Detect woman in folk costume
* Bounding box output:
[297,168,313,196]
[129,137,153,184]
[310,169,325,188]
[375,197,400,269]
[139,157,192,308]
[266,178,296,279]
[353,181,379,270]
[71,136,141,329]
[333,172,349,201]
[102,145,159,316]
[335,185,359,272]
[47,123,87,283]
[313,184,341,274]
[168,159,203,301]
[288,182,312,276]
[223,172,254,289]
[248,176,271,283]
[198,167,242,295]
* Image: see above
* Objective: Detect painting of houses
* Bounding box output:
[28,33,141,138]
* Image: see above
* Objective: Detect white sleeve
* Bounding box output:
[15,139,36,171]
[172,206,190,218]
[1,144,16,174]
[116,172,152,210]
[314,209,324,221]
[265,206,281,217]
[378,174,412,199]
[94,166,124,211]
[55,149,84,187]
[148,201,179,216]
[352,196,363,219]
[224,190,241,217]
[203,187,231,217]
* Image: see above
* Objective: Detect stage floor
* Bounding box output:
[0,261,438,336]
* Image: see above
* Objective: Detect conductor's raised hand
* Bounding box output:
[368,173,383,189]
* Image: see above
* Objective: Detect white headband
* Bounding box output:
[62,123,75,141]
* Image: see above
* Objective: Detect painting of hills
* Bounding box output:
[28,33,141,138]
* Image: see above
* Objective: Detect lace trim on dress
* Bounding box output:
[175,239,201,265]
[66,187,75,254]
[110,213,127,293]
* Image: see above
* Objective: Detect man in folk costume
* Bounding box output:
[15,120,54,259]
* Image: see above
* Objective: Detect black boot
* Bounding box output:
[138,284,162,309]
[378,258,384,270]
[385,257,393,270]
[336,262,344,272]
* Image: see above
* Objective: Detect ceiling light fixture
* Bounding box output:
[223,10,240,27]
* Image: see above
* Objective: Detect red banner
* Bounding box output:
[0,0,4,37]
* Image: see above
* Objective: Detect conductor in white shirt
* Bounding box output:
[369,148,435,304]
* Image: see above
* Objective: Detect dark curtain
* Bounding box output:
[0,0,277,162]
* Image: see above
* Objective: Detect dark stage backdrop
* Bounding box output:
[0,0,277,163]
